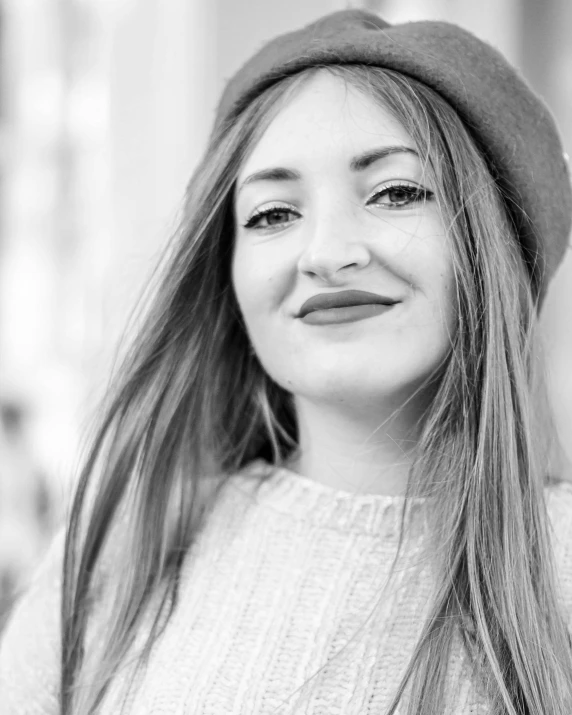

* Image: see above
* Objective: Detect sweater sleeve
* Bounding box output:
[546,481,572,628]
[0,526,65,715]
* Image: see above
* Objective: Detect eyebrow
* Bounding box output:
[237,145,419,192]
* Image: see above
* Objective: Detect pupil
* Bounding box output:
[268,210,285,224]
[389,188,411,203]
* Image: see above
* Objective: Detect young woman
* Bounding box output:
[1,9,572,715]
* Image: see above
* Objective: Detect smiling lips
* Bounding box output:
[297,289,399,325]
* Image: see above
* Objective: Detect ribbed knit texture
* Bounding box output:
[1,459,572,714]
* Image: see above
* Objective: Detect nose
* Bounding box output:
[297,201,372,282]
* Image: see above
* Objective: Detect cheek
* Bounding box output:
[401,233,457,336]
[231,244,286,330]
[414,226,455,302]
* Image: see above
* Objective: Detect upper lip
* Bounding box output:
[297,290,399,318]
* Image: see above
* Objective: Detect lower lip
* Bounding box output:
[300,303,395,325]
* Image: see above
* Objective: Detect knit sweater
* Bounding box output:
[1,459,572,714]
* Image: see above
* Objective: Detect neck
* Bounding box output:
[285,396,425,497]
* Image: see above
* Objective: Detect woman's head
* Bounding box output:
[228,60,539,445]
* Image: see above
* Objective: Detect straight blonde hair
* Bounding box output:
[61,65,572,714]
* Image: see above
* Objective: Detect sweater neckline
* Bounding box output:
[232,458,431,538]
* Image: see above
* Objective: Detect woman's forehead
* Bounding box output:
[238,71,418,177]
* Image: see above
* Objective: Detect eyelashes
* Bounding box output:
[243,204,300,230]
[369,181,433,208]
[242,181,434,231]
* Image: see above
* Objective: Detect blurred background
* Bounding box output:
[0,0,571,629]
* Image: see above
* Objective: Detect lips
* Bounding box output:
[297,290,398,318]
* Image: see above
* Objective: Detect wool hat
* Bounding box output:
[212,9,571,305]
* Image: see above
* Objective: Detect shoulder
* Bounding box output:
[545,481,572,623]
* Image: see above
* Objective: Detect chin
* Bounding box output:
[275,368,438,409]
[260,344,449,403]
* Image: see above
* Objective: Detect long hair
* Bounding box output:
[60,65,572,714]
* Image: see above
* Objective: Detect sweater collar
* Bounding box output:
[233,458,430,539]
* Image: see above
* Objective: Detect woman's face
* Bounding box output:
[232,71,456,412]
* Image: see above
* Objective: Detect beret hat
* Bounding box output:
[212,9,571,305]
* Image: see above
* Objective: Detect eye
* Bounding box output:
[243,203,300,230]
[369,182,433,209]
